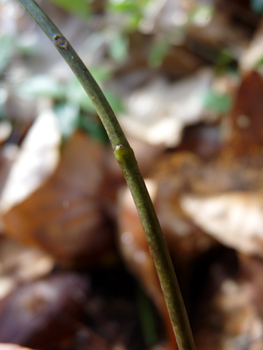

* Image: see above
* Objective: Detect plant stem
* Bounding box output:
[17,1,196,349]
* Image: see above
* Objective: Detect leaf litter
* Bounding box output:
[1,0,263,349]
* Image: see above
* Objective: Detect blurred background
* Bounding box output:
[1,0,263,349]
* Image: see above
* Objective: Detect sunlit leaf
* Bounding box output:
[0,109,61,213]
[2,132,112,263]
[107,0,139,13]
[0,345,35,350]
[181,192,263,257]
[107,0,148,29]
[189,4,215,26]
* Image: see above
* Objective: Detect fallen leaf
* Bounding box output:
[119,69,214,147]
[226,71,263,153]
[181,192,263,257]
[2,131,113,264]
[0,109,61,214]
[154,71,263,257]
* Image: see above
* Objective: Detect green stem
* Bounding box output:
[17,1,196,349]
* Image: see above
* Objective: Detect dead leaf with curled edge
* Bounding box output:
[153,71,263,258]
[180,192,263,257]
[117,180,178,350]
[2,131,113,264]
[0,109,61,214]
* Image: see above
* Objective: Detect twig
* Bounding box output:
[17,1,196,349]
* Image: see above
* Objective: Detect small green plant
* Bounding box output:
[47,0,91,19]
[17,1,196,349]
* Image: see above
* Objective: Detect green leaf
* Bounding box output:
[47,0,90,19]
[16,40,39,56]
[0,36,16,73]
[17,75,66,99]
[54,102,79,138]
[67,77,124,114]
[149,39,170,67]
[108,34,129,62]
[78,114,109,143]
[189,4,215,26]
[107,0,139,13]
[107,0,149,29]
[214,49,237,74]
[204,90,232,114]
[255,57,263,69]
[136,286,158,347]
[0,88,7,118]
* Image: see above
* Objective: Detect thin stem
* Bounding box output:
[17,1,196,349]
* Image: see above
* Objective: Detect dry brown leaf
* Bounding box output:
[119,69,214,147]
[153,71,263,257]
[0,109,60,214]
[225,71,263,153]
[153,152,217,261]
[178,72,263,256]
[181,192,263,257]
[2,131,112,264]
